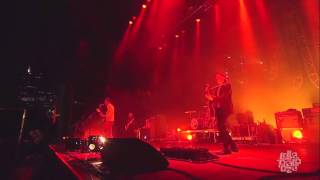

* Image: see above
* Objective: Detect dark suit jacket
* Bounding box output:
[213,83,233,115]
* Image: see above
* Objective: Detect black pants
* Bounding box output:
[216,108,236,150]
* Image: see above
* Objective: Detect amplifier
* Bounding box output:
[275,109,303,129]
[302,107,320,125]
[302,107,320,143]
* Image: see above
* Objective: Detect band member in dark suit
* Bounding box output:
[205,73,238,154]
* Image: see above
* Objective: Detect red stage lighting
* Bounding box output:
[196,18,201,23]
[177,128,181,132]
[187,134,193,141]
[142,4,147,9]
[129,21,133,25]
[175,34,180,38]
[292,130,303,139]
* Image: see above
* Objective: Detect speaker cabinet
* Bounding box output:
[302,107,320,143]
[275,109,303,129]
[101,138,169,174]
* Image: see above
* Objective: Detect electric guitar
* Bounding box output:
[125,119,135,131]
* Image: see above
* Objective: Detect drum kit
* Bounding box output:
[185,105,216,130]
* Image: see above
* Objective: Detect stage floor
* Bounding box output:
[46,141,320,180]
[150,142,320,180]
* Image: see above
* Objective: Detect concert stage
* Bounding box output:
[3,0,319,179]
[38,141,320,180]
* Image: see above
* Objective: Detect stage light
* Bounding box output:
[89,144,96,151]
[88,135,106,152]
[129,20,133,25]
[99,136,107,143]
[187,134,193,141]
[177,128,181,132]
[196,18,201,23]
[175,34,180,38]
[292,130,303,139]
[27,66,31,74]
[142,4,147,9]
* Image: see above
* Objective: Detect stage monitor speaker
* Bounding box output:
[160,147,219,162]
[101,138,169,174]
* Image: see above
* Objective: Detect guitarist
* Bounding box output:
[124,112,136,137]
[205,73,238,154]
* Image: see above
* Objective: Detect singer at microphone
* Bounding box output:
[96,97,115,138]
